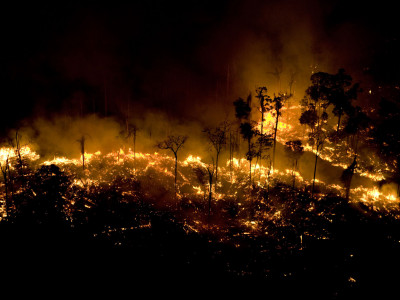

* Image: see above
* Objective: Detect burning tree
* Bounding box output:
[157,135,188,197]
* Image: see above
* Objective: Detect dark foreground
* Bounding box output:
[2,210,400,300]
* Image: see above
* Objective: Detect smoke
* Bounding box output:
[2,0,398,160]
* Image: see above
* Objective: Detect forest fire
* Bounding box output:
[2,1,400,296]
[1,137,399,224]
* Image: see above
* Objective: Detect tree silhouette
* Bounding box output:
[206,160,215,217]
[343,105,370,155]
[77,136,86,170]
[270,93,291,169]
[300,72,331,197]
[234,94,257,186]
[240,121,257,185]
[328,69,361,133]
[255,86,271,172]
[157,135,188,198]
[203,121,229,191]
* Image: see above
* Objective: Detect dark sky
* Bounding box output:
[1,0,400,134]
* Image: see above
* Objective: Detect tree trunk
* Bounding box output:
[311,152,318,198]
[215,152,219,191]
[208,177,212,216]
[249,159,252,187]
[272,112,279,169]
[174,153,178,198]
[229,132,233,181]
[133,130,137,174]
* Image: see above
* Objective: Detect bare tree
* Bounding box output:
[203,121,229,190]
[77,136,86,170]
[157,135,188,197]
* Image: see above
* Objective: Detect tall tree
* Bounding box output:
[300,72,331,197]
[203,121,229,191]
[270,93,291,169]
[242,122,258,185]
[255,87,271,172]
[234,94,257,186]
[157,135,188,197]
[77,136,86,170]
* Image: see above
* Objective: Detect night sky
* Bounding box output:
[1,0,400,135]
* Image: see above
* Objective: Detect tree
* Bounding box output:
[270,93,291,169]
[343,105,370,156]
[157,135,188,197]
[284,140,304,189]
[206,161,215,217]
[328,69,361,133]
[233,95,251,121]
[203,121,229,190]
[77,136,86,170]
[300,72,331,198]
[255,87,271,172]
[240,121,257,185]
[234,94,257,187]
